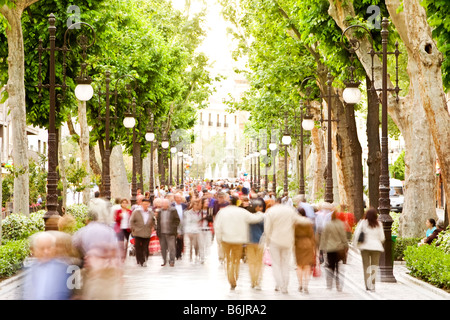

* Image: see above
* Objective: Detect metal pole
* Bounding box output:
[299,106,305,196]
[324,73,334,204]
[44,14,59,229]
[149,141,154,196]
[378,17,396,283]
[101,71,111,201]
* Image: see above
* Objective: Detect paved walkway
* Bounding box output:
[1,241,448,301]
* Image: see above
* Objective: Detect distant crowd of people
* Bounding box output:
[21,178,447,299]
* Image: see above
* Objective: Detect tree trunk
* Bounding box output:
[110,145,130,200]
[317,70,365,221]
[308,126,326,202]
[77,100,90,204]
[366,75,381,210]
[329,0,437,237]
[395,0,450,225]
[1,5,30,215]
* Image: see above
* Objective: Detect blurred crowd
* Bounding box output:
[23,178,427,299]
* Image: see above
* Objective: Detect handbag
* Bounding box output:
[312,263,321,277]
[263,248,272,266]
[357,230,365,243]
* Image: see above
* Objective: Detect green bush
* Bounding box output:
[435,227,450,254]
[1,211,45,242]
[393,237,421,261]
[0,239,30,279]
[66,204,89,231]
[404,244,450,290]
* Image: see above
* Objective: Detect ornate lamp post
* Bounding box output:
[144,105,156,196]
[161,131,170,187]
[281,111,292,195]
[319,73,340,204]
[170,146,177,188]
[296,77,316,197]
[37,14,95,230]
[269,128,278,194]
[123,97,139,205]
[341,18,401,283]
[97,73,135,200]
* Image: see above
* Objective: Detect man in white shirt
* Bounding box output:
[264,203,312,294]
[213,196,264,290]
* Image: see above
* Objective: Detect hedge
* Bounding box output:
[0,239,30,279]
[404,244,450,290]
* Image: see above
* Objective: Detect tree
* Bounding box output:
[0,0,40,215]
[328,0,441,237]
[219,0,365,220]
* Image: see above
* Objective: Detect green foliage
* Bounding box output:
[0,239,31,279]
[1,211,45,242]
[389,150,405,181]
[393,237,421,261]
[404,244,450,290]
[422,0,450,91]
[65,204,89,230]
[435,227,450,254]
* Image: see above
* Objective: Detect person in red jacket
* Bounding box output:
[114,198,132,260]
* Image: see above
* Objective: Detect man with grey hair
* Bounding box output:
[23,232,72,300]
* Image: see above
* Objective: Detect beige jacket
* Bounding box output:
[130,209,155,238]
[264,204,312,248]
[214,205,264,244]
[319,219,348,252]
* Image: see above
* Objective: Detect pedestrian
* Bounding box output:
[352,208,385,291]
[114,198,132,260]
[89,191,113,226]
[213,195,264,291]
[199,196,213,262]
[173,193,187,260]
[264,203,312,294]
[23,232,73,300]
[72,208,122,299]
[129,198,155,267]
[183,199,202,262]
[320,207,348,291]
[294,207,316,293]
[246,199,265,290]
[156,198,180,267]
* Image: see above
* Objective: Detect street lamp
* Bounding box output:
[144,102,156,196]
[161,130,170,187]
[37,14,95,230]
[296,76,316,196]
[170,146,177,188]
[282,111,292,195]
[269,128,278,193]
[96,73,135,200]
[320,73,340,204]
[123,97,138,205]
[341,17,401,283]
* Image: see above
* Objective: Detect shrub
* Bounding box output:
[393,237,421,261]
[66,204,89,231]
[0,239,30,279]
[404,244,450,290]
[1,212,45,242]
[435,227,450,254]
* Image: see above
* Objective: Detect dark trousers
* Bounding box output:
[325,251,342,290]
[135,237,150,266]
[160,234,177,264]
[176,235,184,259]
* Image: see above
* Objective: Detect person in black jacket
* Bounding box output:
[157,199,181,266]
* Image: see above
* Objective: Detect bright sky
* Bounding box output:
[170,0,248,104]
